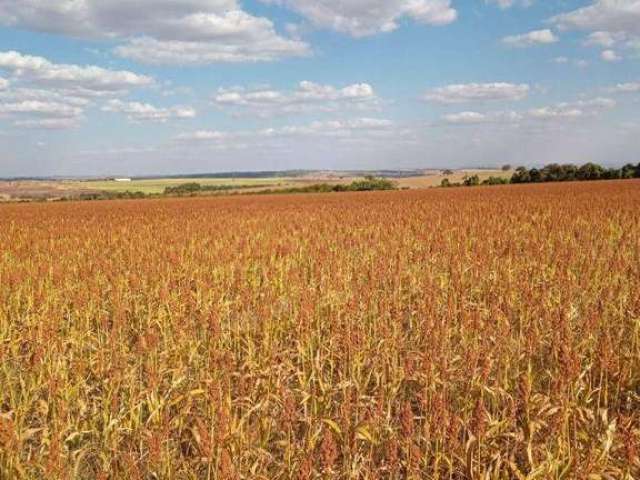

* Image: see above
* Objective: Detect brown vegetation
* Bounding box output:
[1,181,639,478]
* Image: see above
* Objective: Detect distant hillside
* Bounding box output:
[1,169,429,181]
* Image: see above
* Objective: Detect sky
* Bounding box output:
[0,0,639,177]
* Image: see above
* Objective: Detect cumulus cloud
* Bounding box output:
[442,97,616,125]
[0,100,82,118]
[601,49,622,61]
[13,118,81,130]
[260,0,457,37]
[606,81,640,93]
[423,82,530,104]
[213,81,380,116]
[113,32,309,65]
[0,1,310,65]
[551,0,640,36]
[528,97,616,119]
[584,30,627,47]
[0,85,91,129]
[0,87,91,107]
[528,106,584,120]
[102,99,196,122]
[0,77,8,90]
[553,57,589,68]
[502,29,559,47]
[0,51,156,129]
[176,117,395,145]
[552,1,640,55]
[443,110,523,125]
[0,51,153,94]
[485,0,533,9]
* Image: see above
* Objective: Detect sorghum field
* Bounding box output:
[1,181,639,479]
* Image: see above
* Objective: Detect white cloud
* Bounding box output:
[528,97,616,119]
[177,130,232,142]
[584,30,626,47]
[442,97,616,125]
[13,118,81,130]
[113,32,309,66]
[261,0,457,37]
[0,51,152,130]
[553,57,589,68]
[552,1,640,55]
[485,0,533,9]
[502,29,559,47]
[573,97,617,109]
[444,111,487,124]
[423,82,530,104]
[601,49,622,61]
[0,100,82,118]
[213,81,380,116]
[0,1,310,65]
[0,87,91,107]
[606,81,640,93]
[443,110,523,124]
[102,99,196,122]
[0,88,90,131]
[0,77,8,90]
[0,51,153,94]
[552,1,640,36]
[528,106,584,119]
[176,117,395,145]
[283,117,394,136]
[0,85,88,130]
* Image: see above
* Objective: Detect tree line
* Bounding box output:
[442,162,640,188]
[165,177,397,196]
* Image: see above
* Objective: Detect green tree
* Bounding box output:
[529,168,542,183]
[577,163,604,181]
[463,175,480,187]
[511,167,530,184]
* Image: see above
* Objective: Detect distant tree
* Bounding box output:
[348,177,396,191]
[602,168,622,180]
[529,168,542,183]
[501,161,638,186]
[620,163,636,179]
[483,176,509,185]
[541,163,561,182]
[441,178,451,188]
[510,167,531,184]
[577,163,604,181]
[561,164,578,181]
[442,169,454,175]
[164,182,202,195]
[463,175,480,187]
[539,163,577,182]
[501,164,512,171]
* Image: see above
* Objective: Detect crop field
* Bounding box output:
[1,181,639,479]
[395,169,510,189]
[69,178,292,195]
[0,171,508,202]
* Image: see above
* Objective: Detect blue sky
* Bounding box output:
[0,0,639,176]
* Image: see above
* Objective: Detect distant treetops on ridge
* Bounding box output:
[442,162,640,188]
